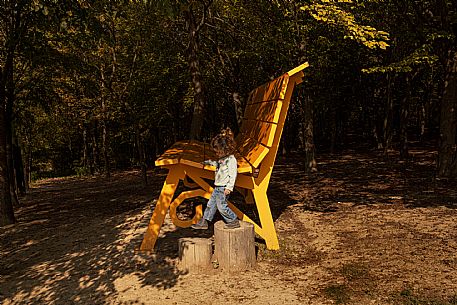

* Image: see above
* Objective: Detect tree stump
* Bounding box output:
[214,220,256,271]
[178,237,212,272]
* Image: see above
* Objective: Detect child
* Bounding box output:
[191,128,240,230]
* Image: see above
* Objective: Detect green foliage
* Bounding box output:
[301,0,390,49]
[3,0,456,178]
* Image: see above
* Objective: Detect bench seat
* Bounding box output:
[155,140,254,173]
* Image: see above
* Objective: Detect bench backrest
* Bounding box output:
[235,63,308,175]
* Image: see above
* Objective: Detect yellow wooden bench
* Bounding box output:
[140,62,309,251]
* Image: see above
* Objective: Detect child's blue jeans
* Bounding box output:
[203,186,238,223]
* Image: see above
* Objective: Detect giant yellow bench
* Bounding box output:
[140,62,309,251]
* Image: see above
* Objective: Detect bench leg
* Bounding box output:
[252,188,279,250]
[140,167,181,251]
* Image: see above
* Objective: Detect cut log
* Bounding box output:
[214,220,256,271]
[178,237,213,272]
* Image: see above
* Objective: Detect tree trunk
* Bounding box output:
[13,141,26,196]
[4,46,20,208]
[0,66,16,225]
[232,92,243,129]
[83,127,88,169]
[0,109,15,225]
[302,95,317,173]
[135,123,148,186]
[92,125,99,174]
[383,74,394,156]
[329,108,337,154]
[438,49,457,177]
[101,119,110,179]
[186,8,206,140]
[399,75,411,160]
[24,142,31,192]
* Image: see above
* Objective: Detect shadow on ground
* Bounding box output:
[1,146,456,304]
[273,147,457,213]
[0,170,183,305]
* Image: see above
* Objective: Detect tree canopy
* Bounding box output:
[1,0,456,225]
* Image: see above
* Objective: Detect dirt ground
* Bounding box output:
[1,147,457,305]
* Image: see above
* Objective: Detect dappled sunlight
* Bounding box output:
[0,169,186,304]
[1,149,457,304]
[269,147,457,213]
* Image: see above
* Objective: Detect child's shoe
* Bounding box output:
[191,218,208,230]
[224,220,240,229]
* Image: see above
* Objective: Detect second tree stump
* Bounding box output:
[214,220,256,271]
[178,237,212,272]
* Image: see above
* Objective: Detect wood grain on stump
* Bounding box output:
[214,220,256,271]
[178,237,212,271]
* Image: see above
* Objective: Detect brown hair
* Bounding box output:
[211,127,236,158]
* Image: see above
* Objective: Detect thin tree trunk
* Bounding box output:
[135,124,147,186]
[83,127,88,168]
[329,108,337,154]
[92,124,99,174]
[438,49,457,177]
[400,75,411,159]
[383,74,394,156]
[232,92,243,128]
[302,95,317,173]
[420,103,426,142]
[100,98,110,179]
[99,62,111,179]
[24,142,31,192]
[13,141,26,196]
[101,119,110,179]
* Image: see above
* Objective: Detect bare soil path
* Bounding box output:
[1,148,456,304]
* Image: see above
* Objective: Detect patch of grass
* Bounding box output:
[323,262,378,304]
[341,262,377,296]
[340,262,374,284]
[341,262,371,281]
[392,289,457,305]
[258,237,325,265]
[324,284,352,305]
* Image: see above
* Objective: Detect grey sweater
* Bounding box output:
[203,155,238,191]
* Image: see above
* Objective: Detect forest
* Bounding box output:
[0,0,455,224]
[0,1,457,304]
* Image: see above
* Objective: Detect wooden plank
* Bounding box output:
[243,100,283,123]
[287,62,309,77]
[155,140,252,174]
[237,119,255,139]
[236,137,269,168]
[154,144,186,166]
[233,154,253,173]
[155,141,201,166]
[240,119,277,148]
[247,74,290,103]
[155,157,179,166]
[180,153,205,168]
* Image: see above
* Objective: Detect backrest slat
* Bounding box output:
[247,74,289,103]
[234,62,308,173]
[236,137,269,169]
[235,74,290,170]
[243,100,283,123]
